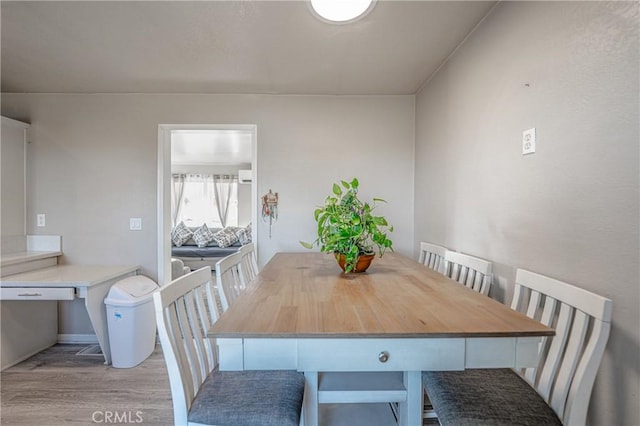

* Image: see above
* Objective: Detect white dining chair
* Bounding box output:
[418,241,447,274]
[215,251,244,312]
[423,268,612,426]
[153,267,305,426]
[442,250,492,295]
[238,242,259,286]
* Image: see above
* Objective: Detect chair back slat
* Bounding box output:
[459,266,470,287]
[215,252,244,312]
[510,283,524,311]
[176,293,204,395]
[536,303,573,400]
[564,317,611,425]
[153,267,218,425]
[194,286,217,368]
[449,263,459,281]
[184,290,210,382]
[481,276,491,295]
[550,309,589,419]
[525,290,541,319]
[164,304,193,421]
[432,255,445,272]
[539,296,558,328]
[238,242,259,286]
[524,294,557,384]
[470,271,482,292]
[469,270,477,289]
[418,242,447,274]
[443,251,492,296]
[452,264,461,283]
[205,279,220,325]
[513,269,612,425]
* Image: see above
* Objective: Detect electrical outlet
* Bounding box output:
[37,214,46,227]
[523,128,536,155]
[129,218,142,231]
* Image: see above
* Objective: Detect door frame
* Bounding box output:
[157,124,257,285]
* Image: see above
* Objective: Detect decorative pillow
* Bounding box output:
[212,227,239,248]
[171,221,192,247]
[192,223,215,248]
[235,226,252,245]
[243,223,253,244]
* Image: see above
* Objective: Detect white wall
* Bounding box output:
[414,2,639,425]
[1,93,415,333]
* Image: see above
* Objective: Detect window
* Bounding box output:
[172,174,238,229]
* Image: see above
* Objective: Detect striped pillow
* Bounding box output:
[212,227,239,248]
[171,221,192,247]
[192,224,215,248]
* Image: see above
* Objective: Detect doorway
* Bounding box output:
[157,124,257,285]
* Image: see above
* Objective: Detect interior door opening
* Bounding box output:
[157,124,257,285]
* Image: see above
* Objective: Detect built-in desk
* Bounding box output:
[1,264,140,367]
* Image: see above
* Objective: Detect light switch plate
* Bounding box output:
[523,128,536,155]
[129,218,142,231]
[37,214,46,227]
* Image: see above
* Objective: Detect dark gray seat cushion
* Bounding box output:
[188,370,305,426]
[423,369,562,426]
[171,245,240,258]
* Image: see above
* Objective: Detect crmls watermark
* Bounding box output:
[92,411,144,424]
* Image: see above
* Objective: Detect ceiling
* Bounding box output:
[1,1,496,95]
[171,129,253,166]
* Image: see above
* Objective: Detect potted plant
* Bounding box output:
[301,178,393,273]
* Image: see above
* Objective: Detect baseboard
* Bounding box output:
[57,334,99,344]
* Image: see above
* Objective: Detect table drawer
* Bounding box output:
[1,287,75,300]
[297,338,465,372]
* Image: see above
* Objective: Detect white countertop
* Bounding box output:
[0,264,140,288]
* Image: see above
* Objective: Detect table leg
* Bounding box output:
[303,371,319,426]
[399,371,422,426]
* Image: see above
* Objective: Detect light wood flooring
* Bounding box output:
[1,344,173,425]
[1,344,437,425]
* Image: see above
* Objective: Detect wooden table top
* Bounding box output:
[209,252,554,339]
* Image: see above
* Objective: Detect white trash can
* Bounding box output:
[104,275,159,368]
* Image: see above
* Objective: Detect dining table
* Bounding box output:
[208,252,554,426]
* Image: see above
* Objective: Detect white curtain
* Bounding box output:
[172,173,238,228]
[211,174,236,228]
[171,174,186,227]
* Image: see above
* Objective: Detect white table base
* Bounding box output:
[217,336,542,426]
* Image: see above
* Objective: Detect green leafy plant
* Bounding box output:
[301,178,393,273]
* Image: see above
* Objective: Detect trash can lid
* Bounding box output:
[104,275,158,306]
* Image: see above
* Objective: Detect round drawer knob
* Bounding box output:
[378,351,389,363]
